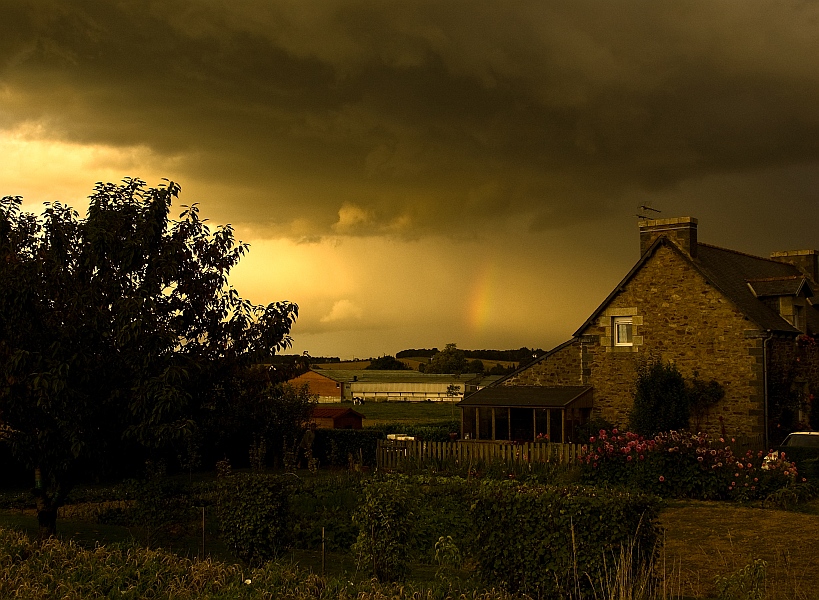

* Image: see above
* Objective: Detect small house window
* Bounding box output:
[613,316,633,346]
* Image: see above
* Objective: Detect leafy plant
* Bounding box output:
[763,481,819,510]
[289,476,363,552]
[434,535,462,577]
[351,478,415,581]
[630,359,690,436]
[714,558,767,600]
[129,461,196,549]
[216,473,297,565]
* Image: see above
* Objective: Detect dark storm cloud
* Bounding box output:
[2,0,818,237]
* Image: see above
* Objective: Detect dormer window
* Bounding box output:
[746,276,812,333]
[613,316,633,346]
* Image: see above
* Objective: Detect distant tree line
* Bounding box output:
[365,355,411,370]
[397,347,545,364]
[396,348,440,359]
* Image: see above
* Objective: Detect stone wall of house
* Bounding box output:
[766,335,819,443]
[578,243,765,436]
[501,340,583,387]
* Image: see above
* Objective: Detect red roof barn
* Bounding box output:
[310,407,365,430]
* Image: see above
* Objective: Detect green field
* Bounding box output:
[329,401,459,426]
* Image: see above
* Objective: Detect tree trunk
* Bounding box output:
[33,467,60,539]
[37,505,58,539]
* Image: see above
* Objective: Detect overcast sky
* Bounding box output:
[2,0,818,358]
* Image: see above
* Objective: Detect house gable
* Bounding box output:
[577,241,764,431]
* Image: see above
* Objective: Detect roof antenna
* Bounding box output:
[636,204,662,218]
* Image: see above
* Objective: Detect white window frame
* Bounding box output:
[613,316,633,346]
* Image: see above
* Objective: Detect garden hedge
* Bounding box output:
[216,473,298,565]
[472,482,661,598]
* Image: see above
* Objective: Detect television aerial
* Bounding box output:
[635,204,661,219]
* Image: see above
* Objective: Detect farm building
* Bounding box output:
[289,369,497,403]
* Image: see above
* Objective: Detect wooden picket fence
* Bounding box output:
[376,439,584,470]
[375,433,766,471]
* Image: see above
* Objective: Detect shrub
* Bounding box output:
[312,429,384,467]
[581,429,800,500]
[289,476,363,552]
[402,475,476,564]
[630,359,690,436]
[351,478,415,581]
[216,473,297,565]
[472,481,661,598]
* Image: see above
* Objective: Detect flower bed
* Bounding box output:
[581,429,801,500]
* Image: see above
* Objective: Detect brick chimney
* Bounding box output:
[639,217,698,258]
[770,249,819,284]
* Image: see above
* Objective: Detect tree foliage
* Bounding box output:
[0,179,298,535]
[204,372,316,468]
[365,355,410,370]
[467,359,485,374]
[423,343,468,374]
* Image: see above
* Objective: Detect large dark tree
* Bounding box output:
[0,179,298,536]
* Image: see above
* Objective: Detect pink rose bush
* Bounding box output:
[581,429,798,500]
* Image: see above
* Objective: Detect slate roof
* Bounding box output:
[694,243,813,333]
[459,385,592,408]
[574,238,814,336]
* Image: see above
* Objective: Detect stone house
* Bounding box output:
[462,217,819,446]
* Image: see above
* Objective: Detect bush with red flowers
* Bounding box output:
[580,429,800,500]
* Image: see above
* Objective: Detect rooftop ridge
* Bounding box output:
[697,242,787,264]
[746,275,804,283]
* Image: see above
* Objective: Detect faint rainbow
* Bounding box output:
[466,260,500,339]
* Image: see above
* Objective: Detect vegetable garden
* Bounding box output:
[1,426,817,599]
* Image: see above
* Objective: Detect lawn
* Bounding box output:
[659,499,819,600]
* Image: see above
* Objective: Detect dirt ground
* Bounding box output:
[660,500,819,599]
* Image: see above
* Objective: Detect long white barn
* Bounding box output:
[289,369,500,404]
